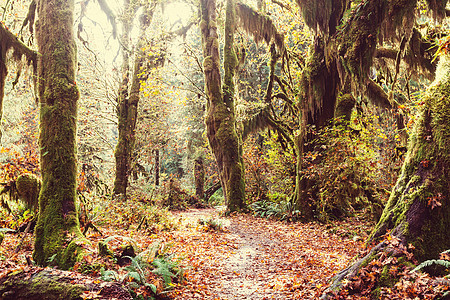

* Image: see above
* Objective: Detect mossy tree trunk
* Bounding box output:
[113,0,131,196]
[322,53,450,299]
[154,149,160,186]
[194,156,205,199]
[200,0,245,212]
[0,268,132,300]
[114,2,154,197]
[292,36,340,221]
[368,55,450,261]
[33,0,85,268]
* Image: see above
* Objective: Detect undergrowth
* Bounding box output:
[97,239,185,300]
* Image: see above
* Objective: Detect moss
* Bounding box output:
[16,174,41,211]
[369,55,450,262]
[0,269,85,300]
[98,241,113,257]
[200,0,245,213]
[378,265,395,287]
[335,93,355,121]
[203,56,213,73]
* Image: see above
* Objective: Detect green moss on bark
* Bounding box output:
[16,174,41,211]
[369,55,450,262]
[200,0,245,212]
[33,0,87,269]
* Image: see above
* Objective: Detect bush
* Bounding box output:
[301,114,396,222]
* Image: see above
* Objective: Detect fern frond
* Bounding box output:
[411,259,450,273]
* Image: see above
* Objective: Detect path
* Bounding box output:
[167,208,367,300]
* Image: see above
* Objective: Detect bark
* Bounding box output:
[322,54,450,298]
[33,0,85,268]
[154,149,160,186]
[113,3,154,196]
[200,0,245,212]
[204,181,221,201]
[369,55,450,261]
[0,267,132,300]
[194,156,205,199]
[292,36,340,221]
[113,0,131,196]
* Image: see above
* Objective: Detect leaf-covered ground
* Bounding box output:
[165,208,367,299]
[1,208,447,299]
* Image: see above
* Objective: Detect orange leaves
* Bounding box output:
[427,193,443,210]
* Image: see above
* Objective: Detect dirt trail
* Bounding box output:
[168,208,365,300]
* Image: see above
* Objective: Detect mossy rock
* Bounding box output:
[98,241,113,258]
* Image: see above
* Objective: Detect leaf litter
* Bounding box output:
[2,207,446,299]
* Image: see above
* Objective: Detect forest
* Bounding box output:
[0,0,449,299]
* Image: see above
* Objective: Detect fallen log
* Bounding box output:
[0,266,132,300]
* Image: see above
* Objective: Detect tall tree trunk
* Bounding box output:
[33,0,85,268]
[114,3,153,197]
[113,0,131,196]
[194,156,205,199]
[200,0,245,212]
[292,37,339,220]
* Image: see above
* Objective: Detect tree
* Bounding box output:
[199,0,245,212]
[113,0,157,197]
[315,0,450,295]
[200,0,285,212]
[32,0,86,268]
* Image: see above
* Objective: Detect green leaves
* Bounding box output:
[152,257,177,285]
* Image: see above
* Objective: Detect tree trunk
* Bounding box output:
[113,0,131,196]
[113,2,153,197]
[368,55,450,261]
[154,148,160,186]
[33,0,85,268]
[194,156,205,199]
[322,54,450,298]
[204,181,221,201]
[200,0,245,212]
[292,36,340,221]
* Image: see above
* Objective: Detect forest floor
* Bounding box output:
[0,207,370,299]
[4,207,446,299]
[165,208,368,299]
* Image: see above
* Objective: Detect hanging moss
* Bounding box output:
[296,0,331,33]
[0,22,37,142]
[235,2,284,51]
[300,37,338,126]
[425,0,448,20]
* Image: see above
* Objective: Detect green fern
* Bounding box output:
[411,259,450,273]
[100,267,118,282]
[152,256,179,285]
